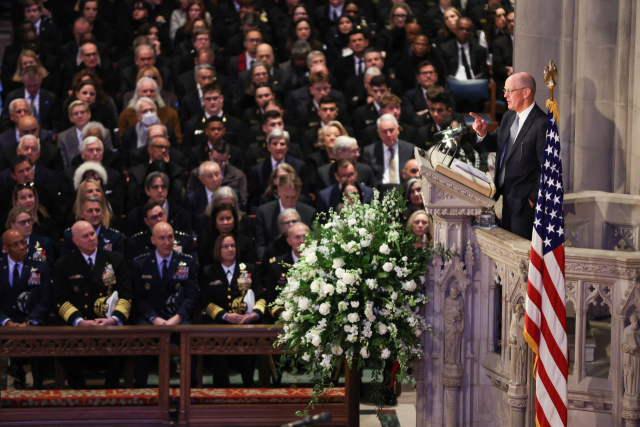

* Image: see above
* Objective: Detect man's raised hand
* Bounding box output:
[470,112,487,137]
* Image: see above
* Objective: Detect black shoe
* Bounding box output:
[7,364,26,389]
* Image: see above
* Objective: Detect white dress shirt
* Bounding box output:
[205,187,214,205]
[292,252,300,264]
[76,127,84,151]
[271,155,283,170]
[245,51,256,71]
[382,142,400,184]
[454,42,473,80]
[329,4,344,20]
[74,250,123,326]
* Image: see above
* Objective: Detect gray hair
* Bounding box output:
[277,208,300,225]
[144,171,169,191]
[306,51,325,67]
[198,160,220,177]
[82,121,107,140]
[81,195,102,209]
[365,66,382,78]
[9,98,30,114]
[135,96,158,113]
[205,186,239,217]
[80,136,103,153]
[292,40,311,56]
[377,113,398,129]
[128,77,165,110]
[18,134,40,152]
[333,135,358,156]
[267,128,290,144]
[148,123,168,138]
[134,44,156,60]
[68,100,89,115]
[194,63,215,79]
[73,161,108,190]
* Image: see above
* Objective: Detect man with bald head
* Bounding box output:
[0,229,51,389]
[471,72,547,239]
[235,43,293,101]
[131,221,198,386]
[264,222,310,321]
[54,220,132,388]
[0,114,62,173]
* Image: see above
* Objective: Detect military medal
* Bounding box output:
[33,242,46,261]
[211,280,222,286]
[103,238,113,251]
[28,268,40,286]
[145,283,151,290]
[173,240,182,253]
[103,264,116,286]
[173,261,188,280]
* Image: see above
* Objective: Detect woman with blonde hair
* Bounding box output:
[12,183,59,242]
[376,2,414,66]
[8,49,56,95]
[307,121,348,187]
[71,179,113,228]
[407,210,432,248]
[436,7,462,46]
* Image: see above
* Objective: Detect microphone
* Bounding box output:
[281,412,333,427]
[433,123,469,140]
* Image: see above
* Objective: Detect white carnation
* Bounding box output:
[311,335,322,346]
[336,281,347,294]
[348,218,357,227]
[350,301,360,308]
[360,347,370,358]
[338,301,348,311]
[383,262,393,272]
[281,310,293,321]
[347,313,359,323]
[402,280,417,291]
[344,325,352,332]
[366,278,378,289]
[347,334,358,342]
[310,281,320,293]
[331,345,344,355]
[332,258,345,268]
[381,348,391,359]
[378,323,388,334]
[391,292,398,301]
[319,302,331,316]
[388,230,399,241]
[322,283,335,296]
[342,272,356,285]
[358,228,368,236]
[360,239,371,247]
[335,268,345,279]
[302,353,311,362]
[306,252,318,264]
[298,297,310,310]
[379,244,390,255]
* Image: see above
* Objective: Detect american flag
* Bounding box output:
[524,111,568,427]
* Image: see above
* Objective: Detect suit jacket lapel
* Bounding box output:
[504,107,537,164]
[329,184,341,207]
[374,142,384,170]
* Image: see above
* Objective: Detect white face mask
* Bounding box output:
[141,111,158,126]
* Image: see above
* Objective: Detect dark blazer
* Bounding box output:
[317,162,377,190]
[235,67,294,102]
[362,121,423,148]
[361,139,417,184]
[284,85,346,120]
[316,183,374,217]
[53,249,132,325]
[331,54,364,91]
[0,88,62,133]
[61,225,124,256]
[186,139,243,173]
[475,104,547,239]
[127,202,192,237]
[183,187,209,231]
[248,154,309,215]
[126,229,195,262]
[132,251,198,322]
[119,65,173,100]
[0,139,64,173]
[179,92,203,124]
[0,129,17,152]
[255,200,316,259]
[200,261,265,322]
[0,163,58,193]
[353,102,381,139]
[491,35,513,98]
[121,125,180,168]
[0,256,52,325]
[182,114,247,154]
[28,234,55,274]
[402,87,430,118]
[176,71,230,101]
[438,39,489,79]
[263,252,292,315]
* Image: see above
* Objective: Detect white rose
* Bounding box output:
[379,244,390,255]
[281,310,293,321]
[402,280,417,291]
[298,297,310,310]
[360,347,370,358]
[383,262,393,272]
[338,301,348,312]
[350,301,360,308]
[342,272,356,285]
[348,218,357,227]
[306,252,318,264]
[358,228,368,236]
[360,239,371,247]
[381,348,391,359]
[311,335,322,346]
[347,334,358,343]
[322,283,335,296]
[366,278,378,289]
[302,353,311,362]
[332,345,344,355]
[310,281,320,293]
[347,313,360,323]
[344,325,352,332]
[319,302,331,316]
[335,268,345,279]
[391,292,398,301]
[378,323,388,334]
[332,258,345,268]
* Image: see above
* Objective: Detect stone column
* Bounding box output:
[443,366,463,427]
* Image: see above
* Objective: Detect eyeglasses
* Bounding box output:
[458,27,473,33]
[151,144,171,151]
[15,218,33,226]
[503,87,526,95]
[245,38,262,44]
[147,212,165,221]
[280,219,298,227]
[221,244,237,250]
[16,182,34,190]
[150,184,167,191]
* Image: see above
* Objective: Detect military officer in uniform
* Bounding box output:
[127,202,196,262]
[60,196,123,255]
[6,206,56,273]
[264,222,309,321]
[131,222,198,387]
[200,233,266,387]
[53,221,132,388]
[0,229,51,389]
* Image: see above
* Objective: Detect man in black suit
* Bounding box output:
[23,0,62,50]
[402,61,440,120]
[471,72,546,239]
[0,135,58,193]
[437,17,489,80]
[362,94,421,147]
[120,44,173,101]
[0,66,61,133]
[317,135,377,190]
[314,0,346,35]
[176,48,228,101]
[492,11,514,101]
[0,115,61,173]
[353,74,389,139]
[63,41,118,101]
[394,34,444,93]
[299,94,352,154]
[255,174,315,259]
[362,114,417,185]
[186,116,244,176]
[331,29,369,91]
[179,63,216,124]
[295,72,352,132]
[284,64,346,122]
[316,158,375,217]
[226,30,262,90]
[248,128,309,215]
[60,18,108,66]
[172,28,212,78]
[235,44,294,104]
[0,99,33,150]
[184,161,222,230]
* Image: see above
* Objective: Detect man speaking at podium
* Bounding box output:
[470,72,547,240]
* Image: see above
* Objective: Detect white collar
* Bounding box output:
[292,251,300,264]
[223,261,236,275]
[82,250,98,265]
[456,41,470,50]
[205,186,215,201]
[24,89,39,101]
[516,101,536,124]
[271,155,284,170]
[162,200,169,213]
[373,101,381,114]
[278,199,286,213]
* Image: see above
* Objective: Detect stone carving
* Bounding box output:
[0,337,163,356]
[584,283,612,311]
[444,287,465,365]
[442,377,462,388]
[623,314,640,396]
[509,304,527,385]
[507,397,527,408]
[465,240,474,277]
[592,402,605,411]
[426,208,484,216]
[420,167,495,208]
[437,255,472,292]
[565,262,640,282]
[434,188,454,200]
[474,236,521,263]
[572,400,586,408]
[190,336,283,354]
[622,410,640,420]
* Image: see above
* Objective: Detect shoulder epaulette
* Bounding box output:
[64,227,72,232]
[104,226,121,234]
[178,252,194,259]
[174,230,189,237]
[133,252,152,261]
[132,231,148,238]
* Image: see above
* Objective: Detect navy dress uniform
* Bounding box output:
[60,226,124,256]
[131,250,198,387]
[27,234,55,273]
[0,255,52,389]
[53,249,132,388]
[126,230,196,263]
[200,262,266,387]
[264,253,295,321]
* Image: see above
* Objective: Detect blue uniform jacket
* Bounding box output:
[28,234,55,273]
[60,226,124,255]
[0,257,52,325]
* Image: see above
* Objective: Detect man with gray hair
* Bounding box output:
[0,135,57,190]
[261,208,301,267]
[0,114,62,173]
[184,161,222,229]
[58,100,93,169]
[180,63,216,123]
[120,43,172,99]
[236,44,293,101]
[0,99,31,149]
[316,135,376,189]
[126,171,192,237]
[362,113,417,185]
[284,63,347,116]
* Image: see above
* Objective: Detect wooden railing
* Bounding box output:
[0,325,358,427]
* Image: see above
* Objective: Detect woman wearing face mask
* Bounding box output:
[122,66,179,113]
[6,206,55,272]
[60,80,117,131]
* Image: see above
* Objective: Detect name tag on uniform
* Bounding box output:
[142,275,153,279]
[365,119,374,125]
[69,275,82,279]
[210,280,222,286]
[173,265,188,280]
[28,269,40,286]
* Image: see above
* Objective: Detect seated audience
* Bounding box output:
[316,158,374,217]
[316,135,377,189]
[61,195,123,255]
[6,205,55,272]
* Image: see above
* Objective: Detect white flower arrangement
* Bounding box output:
[273,189,441,410]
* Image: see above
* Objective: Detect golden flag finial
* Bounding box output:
[543,60,559,122]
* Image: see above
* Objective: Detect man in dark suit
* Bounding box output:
[362,114,417,185]
[491,11,514,101]
[23,0,62,50]
[131,222,198,387]
[60,196,124,255]
[317,135,377,189]
[362,94,422,147]
[176,47,228,101]
[0,134,58,193]
[255,174,315,259]
[0,115,61,173]
[53,221,133,388]
[226,30,262,90]
[120,44,173,101]
[437,17,489,80]
[127,202,195,261]
[401,61,440,120]
[0,66,61,133]
[248,129,309,215]
[471,72,546,239]
[394,34,445,93]
[179,63,216,124]
[186,116,244,176]
[294,71,352,130]
[62,41,118,101]
[353,74,389,139]
[316,158,374,217]
[331,29,369,91]
[127,171,192,238]
[314,0,346,35]
[184,161,221,230]
[60,17,108,66]
[171,28,211,78]
[284,64,346,121]
[0,229,52,389]
[234,44,294,104]
[0,99,31,149]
